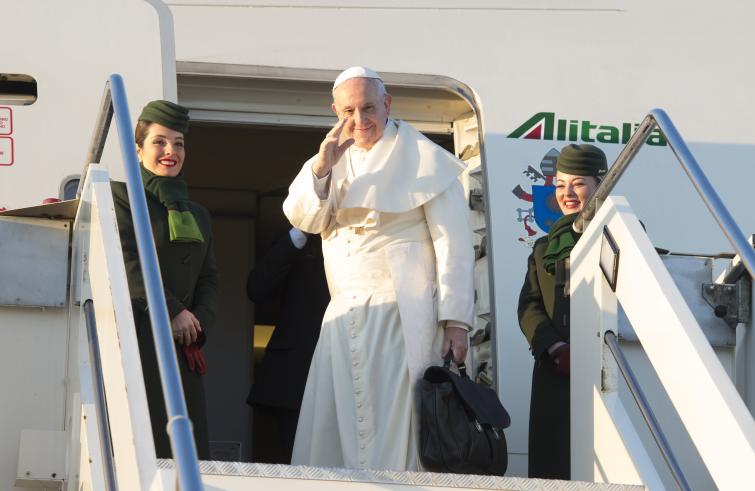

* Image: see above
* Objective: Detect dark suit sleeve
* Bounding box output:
[246,233,300,303]
[191,224,219,331]
[111,182,187,318]
[517,243,563,360]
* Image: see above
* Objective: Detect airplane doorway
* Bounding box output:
[178,66,490,465]
[180,123,324,462]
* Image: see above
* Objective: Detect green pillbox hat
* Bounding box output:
[556,143,608,177]
[138,100,190,135]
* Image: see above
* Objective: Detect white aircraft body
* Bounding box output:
[1,1,753,489]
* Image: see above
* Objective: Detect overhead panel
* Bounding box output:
[178,73,470,134]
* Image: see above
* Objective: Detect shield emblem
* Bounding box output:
[532,185,562,233]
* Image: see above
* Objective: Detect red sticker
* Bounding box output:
[0,137,14,166]
[0,107,12,135]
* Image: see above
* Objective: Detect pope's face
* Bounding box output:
[555,171,599,214]
[137,123,185,177]
[332,78,392,150]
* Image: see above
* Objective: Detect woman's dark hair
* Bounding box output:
[134,120,153,148]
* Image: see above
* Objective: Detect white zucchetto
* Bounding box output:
[332,66,383,92]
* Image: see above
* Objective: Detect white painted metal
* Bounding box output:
[73,166,161,490]
[615,261,741,487]
[0,217,69,307]
[739,279,755,414]
[619,256,735,348]
[731,249,755,415]
[613,256,736,489]
[67,188,105,491]
[0,296,68,490]
[571,196,755,489]
[593,390,663,490]
[75,393,104,491]
[614,343,715,489]
[570,225,648,487]
[14,429,66,489]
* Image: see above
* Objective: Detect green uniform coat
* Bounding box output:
[517,235,572,479]
[111,181,219,460]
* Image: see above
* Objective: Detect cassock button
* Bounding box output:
[352,361,358,367]
[358,417,364,422]
[360,444,366,450]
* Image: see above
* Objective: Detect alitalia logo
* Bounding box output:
[508,112,667,146]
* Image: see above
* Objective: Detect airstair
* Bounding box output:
[1,76,752,490]
[569,110,755,489]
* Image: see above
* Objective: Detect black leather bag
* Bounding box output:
[418,355,511,475]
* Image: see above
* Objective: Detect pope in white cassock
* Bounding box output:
[284,66,475,471]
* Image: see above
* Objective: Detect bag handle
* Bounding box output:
[443,350,468,379]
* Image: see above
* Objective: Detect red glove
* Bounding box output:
[182,344,207,375]
[551,343,570,376]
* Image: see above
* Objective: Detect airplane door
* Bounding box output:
[454,114,494,387]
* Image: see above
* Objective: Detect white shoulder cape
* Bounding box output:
[336,120,465,213]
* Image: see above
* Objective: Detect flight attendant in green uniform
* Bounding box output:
[111,100,218,460]
[517,143,607,479]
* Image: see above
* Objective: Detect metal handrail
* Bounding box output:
[95,74,203,490]
[604,331,691,491]
[83,299,117,491]
[76,85,114,198]
[574,108,755,280]
[722,235,754,285]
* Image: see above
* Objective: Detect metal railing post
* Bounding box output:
[76,84,113,198]
[83,299,118,491]
[649,108,755,279]
[574,116,655,231]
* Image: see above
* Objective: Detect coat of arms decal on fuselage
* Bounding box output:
[512,148,562,246]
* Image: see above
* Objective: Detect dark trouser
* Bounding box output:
[252,405,300,464]
[528,359,570,479]
[137,320,211,460]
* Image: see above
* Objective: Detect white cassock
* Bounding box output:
[284,119,475,471]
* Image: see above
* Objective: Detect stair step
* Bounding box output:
[157,459,645,490]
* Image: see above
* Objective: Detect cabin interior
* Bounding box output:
[173,73,488,462]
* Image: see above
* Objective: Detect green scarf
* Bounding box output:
[542,213,580,275]
[140,165,204,243]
